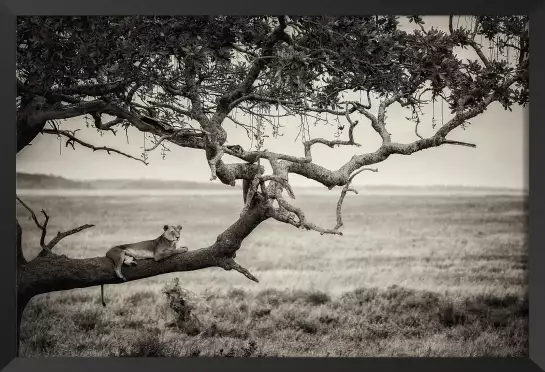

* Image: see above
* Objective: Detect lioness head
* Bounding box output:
[163,225,182,242]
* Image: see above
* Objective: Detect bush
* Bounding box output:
[119,332,170,357]
[295,318,320,334]
[251,307,272,318]
[301,290,331,306]
[439,302,467,327]
[162,278,201,334]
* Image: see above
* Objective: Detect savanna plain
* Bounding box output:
[16,191,528,357]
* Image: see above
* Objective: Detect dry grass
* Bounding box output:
[17,192,528,356]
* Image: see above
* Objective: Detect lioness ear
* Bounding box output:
[176,225,182,231]
[163,225,169,231]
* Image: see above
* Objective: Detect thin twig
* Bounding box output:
[219,258,259,282]
[46,224,96,250]
[443,140,477,148]
[43,128,148,165]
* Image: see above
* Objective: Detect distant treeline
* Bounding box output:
[16,172,238,190]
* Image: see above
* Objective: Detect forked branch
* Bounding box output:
[335,168,378,231]
[272,192,342,236]
[302,104,362,162]
[16,196,95,255]
[16,196,50,253]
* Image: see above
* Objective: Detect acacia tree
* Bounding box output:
[16,15,529,342]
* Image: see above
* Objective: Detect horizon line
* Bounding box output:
[16,171,528,191]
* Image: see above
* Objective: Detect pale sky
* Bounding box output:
[16,16,528,189]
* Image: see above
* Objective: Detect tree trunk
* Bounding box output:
[17,116,47,152]
[16,294,30,357]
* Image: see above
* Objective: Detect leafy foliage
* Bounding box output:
[17,16,528,130]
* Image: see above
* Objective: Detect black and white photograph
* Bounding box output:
[16,15,529,357]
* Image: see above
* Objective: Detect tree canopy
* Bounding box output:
[17,16,528,157]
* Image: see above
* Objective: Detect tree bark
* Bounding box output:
[16,294,29,357]
[17,116,47,152]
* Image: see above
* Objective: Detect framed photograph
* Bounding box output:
[3,1,544,372]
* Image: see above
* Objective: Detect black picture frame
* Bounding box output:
[2,1,544,371]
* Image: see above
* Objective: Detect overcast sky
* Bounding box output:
[16,16,528,189]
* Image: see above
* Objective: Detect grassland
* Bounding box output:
[16,191,528,357]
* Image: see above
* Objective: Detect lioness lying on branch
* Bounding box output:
[101,224,188,306]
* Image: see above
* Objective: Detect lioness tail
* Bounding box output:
[101,284,107,307]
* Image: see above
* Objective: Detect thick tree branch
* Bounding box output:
[184,59,209,124]
[17,195,270,301]
[200,18,291,183]
[212,162,264,188]
[223,146,311,165]
[208,144,225,181]
[18,80,82,104]
[148,101,195,120]
[145,128,209,152]
[288,72,522,189]
[216,16,289,117]
[52,79,130,97]
[228,94,301,111]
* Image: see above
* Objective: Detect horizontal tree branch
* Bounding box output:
[18,195,271,300]
[302,106,361,162]
[53,79,130,97]
[223,146,311,165]
[443,140,477,148]
[145,128,209,152]
[43,128,148,165]
[287,72,523,189]
[148,101,195,120]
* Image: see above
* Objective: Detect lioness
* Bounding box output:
[101,224,188,306]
